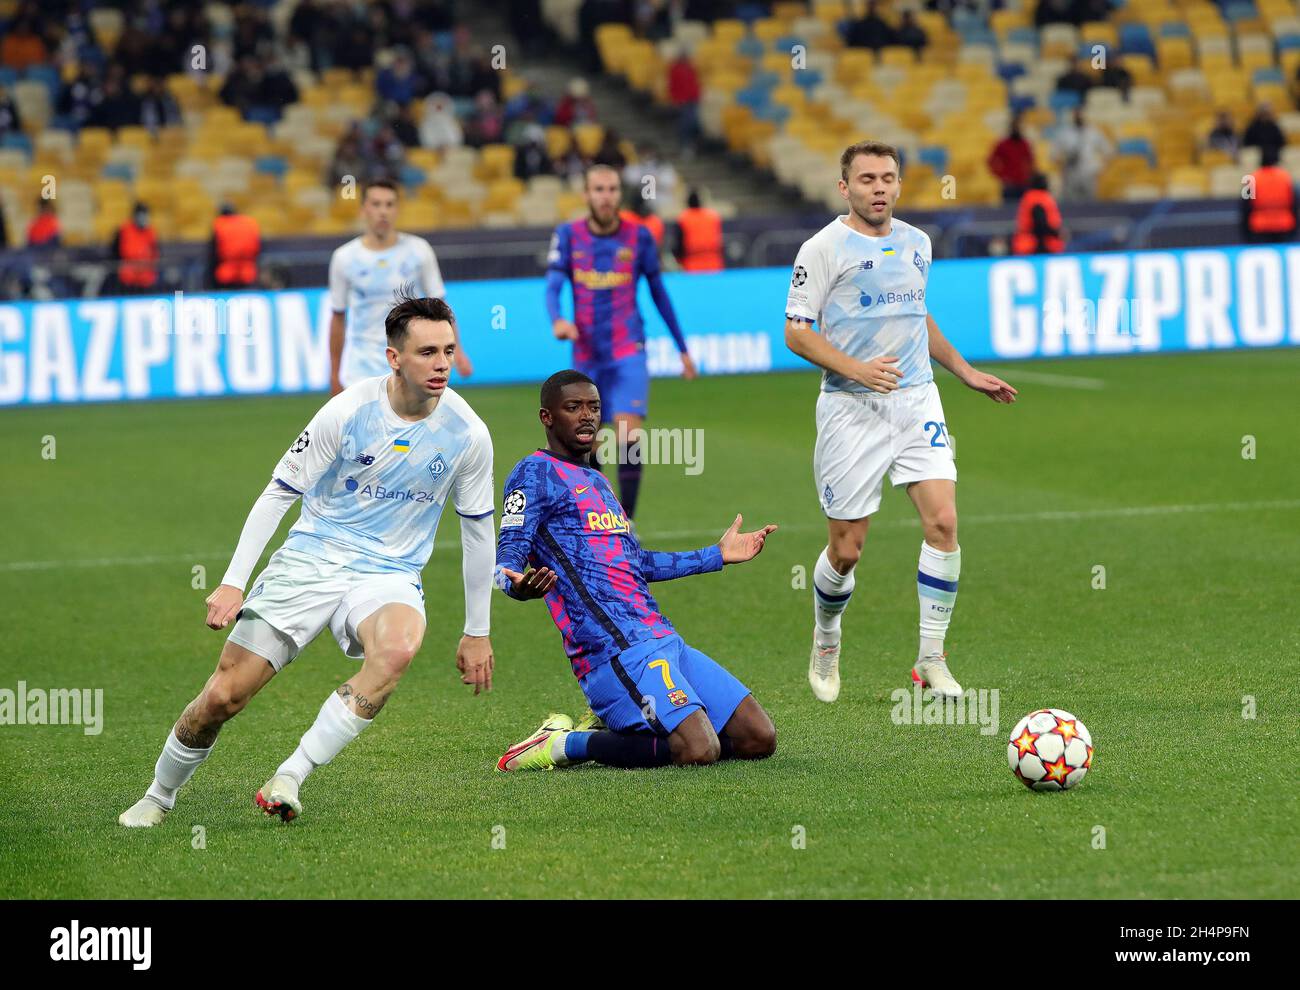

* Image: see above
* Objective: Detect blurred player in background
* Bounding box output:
[545,165,697,521]
[493,369,777,771]
[785,140,1017,705]
[119,294,496,827]
[329,179,473,394]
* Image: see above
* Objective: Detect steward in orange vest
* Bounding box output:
[1011,174,1064,255]
[619,205,665,247]
[1242,146,1298,244]
[211,205,261,288]
[115,204,159,292]
[673,191,723,271]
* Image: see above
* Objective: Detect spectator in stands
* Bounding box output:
[1242,102,1287,161]
[1034,0,1076,28]
[1055,57,1094,100]
[290,0,337,73]
[419,92,464,150]
[1206,109,1240,158]
[220,56,265,119]
[988,115,1036,203]
[1011,173,1065,255]
[463,90,505,148]
[1242,145,1298,243]
[391,104,421,147]
[0,86,22,140]
[1053,108,1112,201]
[592,127,628,170]
[26,198,61,248]
[667,46,701,157]
[624,143,678,203]
[113,203,160,294]
[1,14,49,70]
[1100,58,1132,100]
[514,124,555,181]
[846,1,895,51]
[504,78,554,129]
[377,51,422,108]
[555,77,599,128]
[139,77,181,134]
[333,20,375,71]
[329,125,369,187]
[90,69,142,132]
[58,67,104,128]
[895,11,928,54]
[673,190,724,271]
[211,202,261,290]
[258,56,300,119]
[372,124,406,173]
[578,0,625,71]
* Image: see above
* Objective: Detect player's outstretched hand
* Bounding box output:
[718,514,779,564]
[681,352,699,380]
[454,350,474,378]
[853,355,902,394]
[962,368,1018,403]
[204,584,243,630]
[552,319,579,341]
[500,566,558,599]
[457,634,494,695]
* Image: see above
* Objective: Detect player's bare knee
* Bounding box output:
[674,737,720,766]
[925,510,957,549]
[200,681,246,723]
[829,540,860,572]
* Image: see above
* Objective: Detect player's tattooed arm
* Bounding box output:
[337,683,381,718]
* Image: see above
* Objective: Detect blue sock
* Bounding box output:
[586,730,673,768]
[564,730,591,762]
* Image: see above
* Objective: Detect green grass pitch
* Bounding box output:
[1,350,1297,898]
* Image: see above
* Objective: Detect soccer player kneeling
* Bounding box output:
[118,294,496,827]
[493,370,778,771]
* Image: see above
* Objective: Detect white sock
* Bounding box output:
[813,546,855,645]
[918,541,960,661]
[280,692,372,784]
[147,732,213,810]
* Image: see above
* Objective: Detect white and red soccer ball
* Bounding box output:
[1007,708,1094,791]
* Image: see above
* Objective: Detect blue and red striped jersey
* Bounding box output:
[494,448,723,677]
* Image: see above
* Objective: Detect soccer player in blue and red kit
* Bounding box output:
[545,164,698,520]
[493,370,777,771]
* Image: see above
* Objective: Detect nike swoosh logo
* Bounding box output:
[576,486,589,494]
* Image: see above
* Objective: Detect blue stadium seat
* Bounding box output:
[735,36,765,59]
[1009,94,1037,114]
[792,69,824,90]
[254,155,288,177]
[1279,34,1300,52]
[755,103,791,125]
[244,105,280,125]
[1253,66,1284,85]
[102,162,135,181]
[960,26,997,47]
[23,64,60,101]
[0,67,19,88]
[735,85,772,111]
[998,62,1027,82]
[2,132,32,154]
[748,71,780,91]
[399,163,426,188]
[1119,23,1156,58]
[1007,26,1040,49]
[775,35,806,53]
[1117,137,1155,166]
[918,145,949,171]
[1159,22,1192,38]
[1049,90,1082,112]
[1223,2,1258,23]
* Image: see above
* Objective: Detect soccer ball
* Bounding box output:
[1007,708,1093,791]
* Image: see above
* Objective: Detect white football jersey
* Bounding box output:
[785,215,933,393]
[273,376,493,576]
[328,233,446,386]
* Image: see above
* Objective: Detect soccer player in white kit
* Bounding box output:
[328,179,473,394]
[118,293,496,826]
[785,141,1017,703]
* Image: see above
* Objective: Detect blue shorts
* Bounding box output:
[579,634,750,736]
[577,352,649,419]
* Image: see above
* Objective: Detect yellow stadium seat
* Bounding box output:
[572,123,605,158]
[1157,37,1195,71]
[545,125,572,160]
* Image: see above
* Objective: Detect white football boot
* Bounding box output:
[912,653,963,699]
[255,773,302,822]
[808,636,842,703]
[118,796,168,828]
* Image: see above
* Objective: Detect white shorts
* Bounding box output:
[814,382,957,520]
[232,547,426,671]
